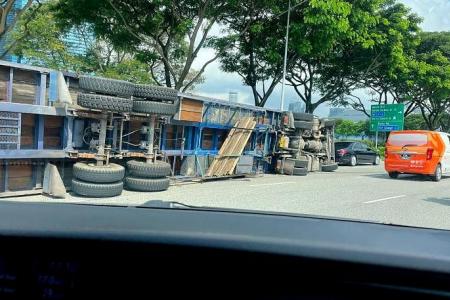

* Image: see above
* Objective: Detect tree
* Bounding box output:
[336,0,422,117]
[286,0,385,113]
[8,1,84,70]
[0,0,41,58]
[335,119,366,136]
[407,50,450,130]
[53,0,238,91]
[404,114,427,130]
[213,0,407,110]
[210,0,296,107]
[8,1,156,84]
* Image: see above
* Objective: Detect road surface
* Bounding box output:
[4,163,450,230]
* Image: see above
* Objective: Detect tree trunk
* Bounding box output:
[162,46,172,88]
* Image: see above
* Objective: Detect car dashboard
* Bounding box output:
[1,202,450,299]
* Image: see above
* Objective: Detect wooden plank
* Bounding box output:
[21,113,36,126]
[215,118,252,176]
[8,177,33,191]
[13,69,37,84]
[44,116,63,128]
[21,113,36,149]
[12,82,36,104]
[0,161,4,192]
[0,81,7,101]
[44,136,61,148]
[206,117,256,177]
[179,110,202,122]
[181,99,203,113]
[8,164,32,178]
[0,66,10,81]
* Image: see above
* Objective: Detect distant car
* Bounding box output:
[335,141,380,166]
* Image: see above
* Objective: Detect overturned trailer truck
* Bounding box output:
[0,61,336,198]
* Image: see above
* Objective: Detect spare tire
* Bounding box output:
[133,100,179,115]
[294,120,314,130]
[321,119,336,127]
[77,93,133,112]
[293,112,314,121]
[292,167,308,176]
[125,176,170,192]
[126,160,171,178]
[134,84,178,101]
[286,158,309,169]
[71,179,123,197]
[73,162,125,183]
[79,76,134,97]
[321,163,338,172]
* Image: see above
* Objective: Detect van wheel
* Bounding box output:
[432,164,442,182]
[350,155,357,166]
[388,172,398,179]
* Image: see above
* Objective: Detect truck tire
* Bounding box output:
[133,100,179,115]
[321,119,336,127]
[321,163,338,172]
[292,167,308,176]
[73,162,125,183]
[71,179,123,197]
[125,176,170,192]
[286,158,308,168]
[133,84,178,101]
[294,120,314,130]
[79,75,134,97]
[293,112,314,121]
[126,160,171,178]
[77,93,133,112]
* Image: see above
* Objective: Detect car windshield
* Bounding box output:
[0,0,449,232]
[387,134,428,147]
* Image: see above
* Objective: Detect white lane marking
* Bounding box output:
[249,182,296,187]
[364,195,406,204]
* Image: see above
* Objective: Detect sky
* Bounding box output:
[190,0,450,117]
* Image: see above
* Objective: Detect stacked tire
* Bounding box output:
[71,162,125,197]
[292,112,314,130]
[77,76,133,113]
[285,158,309,176]
[125,160,171,192]
[132,84,179,116]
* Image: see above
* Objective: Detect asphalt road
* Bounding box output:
[5,163,450,230]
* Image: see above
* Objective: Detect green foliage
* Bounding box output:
[97,59,155,84]
[8,1,86,70]
[404,114,427,130]
[335,119,367,136]
[53,0,234,90]
[8,1,155,84]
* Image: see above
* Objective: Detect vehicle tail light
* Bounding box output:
[338,149,347,155]
[426,148,433,160]
[384,148,388,159]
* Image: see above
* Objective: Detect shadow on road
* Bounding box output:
[362,173,430,181]
[424,197,450,207]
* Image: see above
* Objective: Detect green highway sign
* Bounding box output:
[370,104,404,132]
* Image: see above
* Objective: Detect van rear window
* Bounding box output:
[388,133,428,147]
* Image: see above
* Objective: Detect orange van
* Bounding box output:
[385,130,450,181]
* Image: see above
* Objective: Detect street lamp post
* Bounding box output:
[280,0,291,111]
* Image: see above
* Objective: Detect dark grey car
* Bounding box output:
[335,141,380,166]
